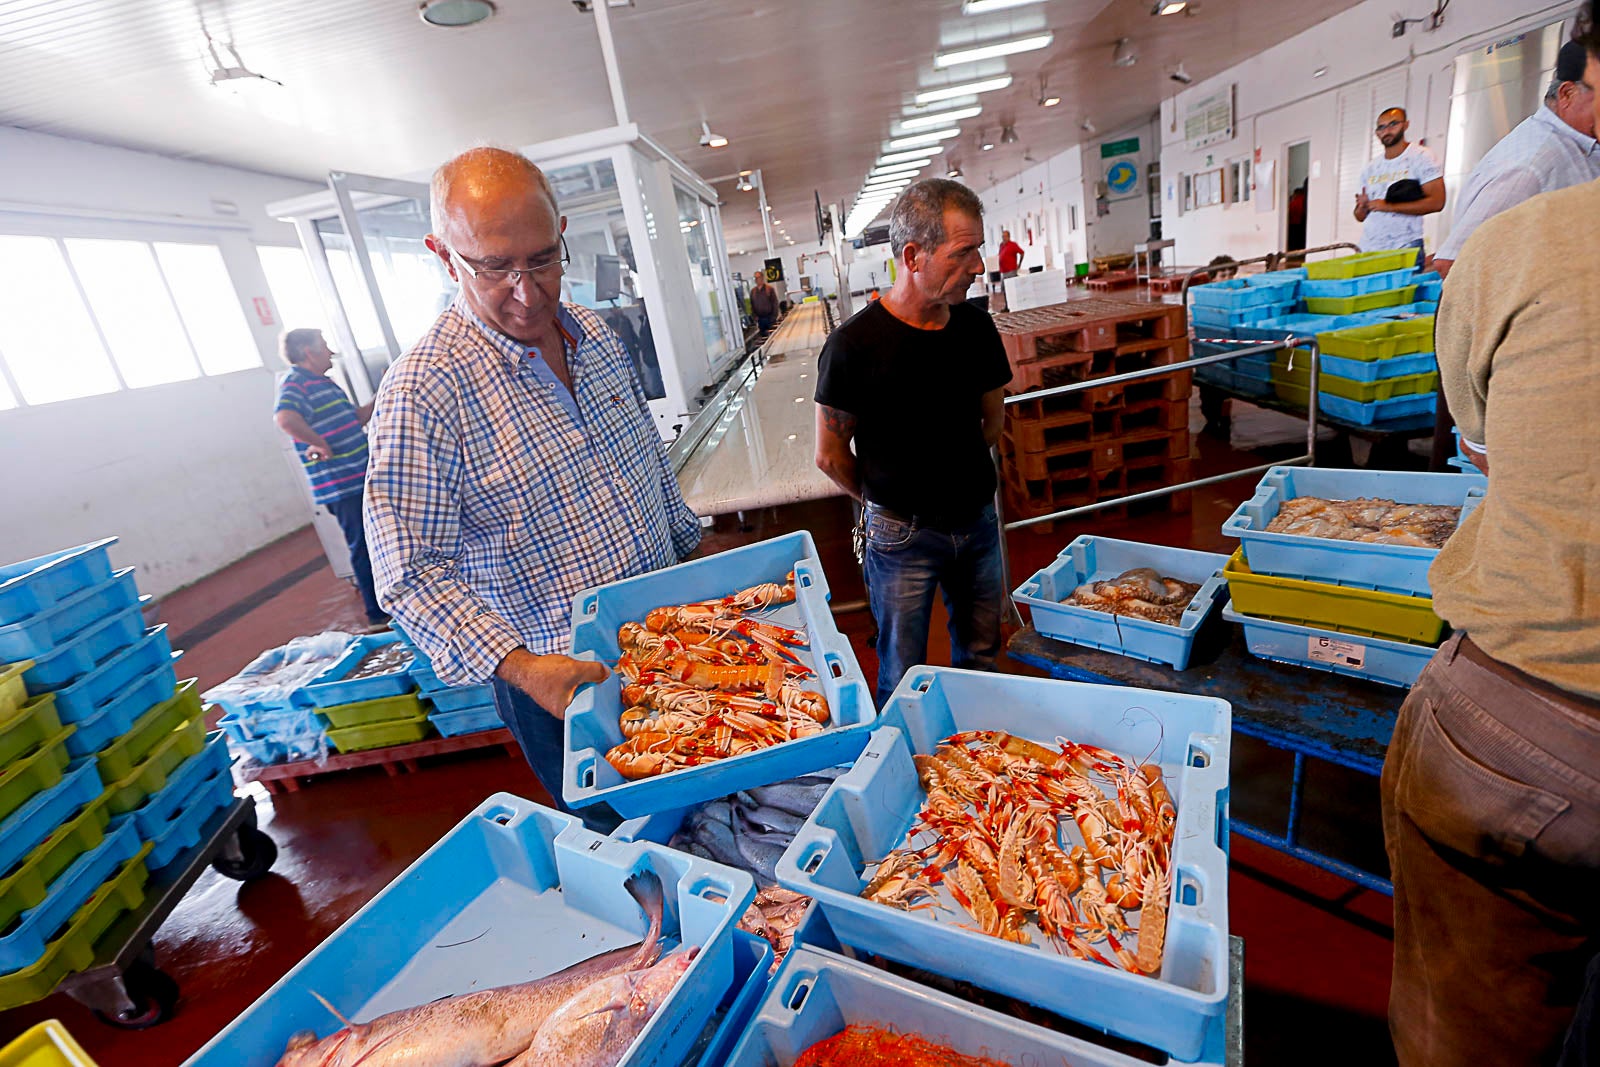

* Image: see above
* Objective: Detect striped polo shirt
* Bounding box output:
[274,368,370,505]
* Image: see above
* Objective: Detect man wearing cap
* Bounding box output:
[1354,107,1446,266]
[1434,40,1600,278]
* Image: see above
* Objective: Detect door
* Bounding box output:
[1284,141,1311,253]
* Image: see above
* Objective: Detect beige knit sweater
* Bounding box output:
[1430,179,1600,700]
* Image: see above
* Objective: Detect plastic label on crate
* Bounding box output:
[1307,636,1366,669]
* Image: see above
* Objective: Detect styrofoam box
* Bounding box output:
[1221,466,1481,596]
[1012,536,1229,669]
[776,667,1231,1061]
[185,794,755,1067]
[565,533,876,819]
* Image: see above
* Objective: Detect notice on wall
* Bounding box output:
[1306,636,1366,670]
[764,257,785,282]
[252,297,275,327]
[1184,87,1235,151]
[1100,137,1140,159]
[1105,159,1141,201]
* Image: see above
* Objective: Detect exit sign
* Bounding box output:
[1100,137,1140,159]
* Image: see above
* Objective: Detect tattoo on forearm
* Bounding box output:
[820,405,856,437]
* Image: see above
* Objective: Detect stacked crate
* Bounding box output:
[0,539,230,1009]
[995,299,1193,530]
[389,624,503,738]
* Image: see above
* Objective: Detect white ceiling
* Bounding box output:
[0,0,1358,252]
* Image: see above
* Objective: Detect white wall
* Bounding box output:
[0,126,325,598]
[977,145,1090,271]
[1155,0,1572,262]
[729,238,840,299]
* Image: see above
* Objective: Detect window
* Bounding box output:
[0,235,121,405]
[0,234,264,409]
[258,245,336,342]
[155,243,260,375]
[1227,158,1253,205]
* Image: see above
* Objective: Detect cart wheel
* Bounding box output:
[93,960,179,1029]
[212,826,278,881]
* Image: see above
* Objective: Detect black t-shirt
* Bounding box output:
[815,300,1012,525]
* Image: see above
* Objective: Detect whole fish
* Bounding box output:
[276,870,666,1067]
[507,948,699,1067]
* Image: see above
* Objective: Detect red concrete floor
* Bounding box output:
[0,399,1398,1065]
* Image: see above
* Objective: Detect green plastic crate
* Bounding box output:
[0,693,62,769]
[0,726,76,824]
[1271,357,1438,402]
[316,691,426,730]
[94,679,201,784]
[102,713,206,814]
[1315,318,1436,360]
[1304,249,1419,280]
[1304,286,1417,316]
[0,844,151,1011]
[0,662,32,722]
[0,792,111,931]
[325,717,433,754]
[1225,551,1446,645]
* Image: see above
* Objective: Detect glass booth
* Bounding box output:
[264,125,743,441]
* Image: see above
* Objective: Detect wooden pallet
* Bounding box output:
[995,299,1186,364]
[237,728,520,794]
[1002,422,1189,481]
[1085,271,1138,292]
[1147,272,1212,294]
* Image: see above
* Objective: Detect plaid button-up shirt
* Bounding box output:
[365,299,700,685]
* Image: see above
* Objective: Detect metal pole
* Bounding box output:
[756,170,775,258]
[992,448,1024,627]
[592,0,629,126]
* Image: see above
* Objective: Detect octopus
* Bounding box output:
[1266,496,1460,549]
[1064,567,1201,626]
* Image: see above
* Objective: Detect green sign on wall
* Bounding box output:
[1100,137,1140,159]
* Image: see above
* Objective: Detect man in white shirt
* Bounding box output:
[1354,107,1446,264]
[1434,41,1600,277]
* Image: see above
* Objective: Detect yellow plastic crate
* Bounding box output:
[1224,550,1446,645]
[0,661,33,722]
[1304,249,1418,280]
[1304,286,1417,316]
[1315,318,1435,361]
[0,1021,99,1067]
[1270,357,1438,402]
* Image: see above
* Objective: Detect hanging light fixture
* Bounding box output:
[204,34,284,88]
[699,121,729,148]
[1000,123,1019,144]
[1112,38,1137,67]
[947,162,964,178]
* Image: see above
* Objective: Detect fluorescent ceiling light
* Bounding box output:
[1042,95,1061,107]
[961,0,1047,12]
[935,33,1052,68]
[871,161,929,176]
[1153,0,1187,12]
[419,0,497,27]
[888,128,963,150]
[900,106,982,130]
[877,148,940,165]
[914,75,1012,104]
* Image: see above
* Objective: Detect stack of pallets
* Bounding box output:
[995,299,1193,531]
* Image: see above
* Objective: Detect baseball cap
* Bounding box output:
[1557,39,1588,83]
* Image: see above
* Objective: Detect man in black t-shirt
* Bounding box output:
[814,179,1013,705]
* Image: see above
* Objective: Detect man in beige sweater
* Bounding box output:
[1380,17,1600,1064]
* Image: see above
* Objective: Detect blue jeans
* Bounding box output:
[757,314,775,333]
[491,677,621,834]
[1402,239,1426,271]
[864,503,1005,707]
[325,489,383,622]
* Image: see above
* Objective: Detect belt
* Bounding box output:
[866,501,987,533]
[1456,635,1600,717]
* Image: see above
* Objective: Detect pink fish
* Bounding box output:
[508,948,699,1067]
[276,870,665,1067]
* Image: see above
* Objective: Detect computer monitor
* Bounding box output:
[594,254,623,303]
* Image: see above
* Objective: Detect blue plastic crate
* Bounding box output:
[0,540,118,630]
[725,946,1215,1067]
[1299,267,1416,299]
[0,569,140,664]
[1194,363,1275,399]
[1222,467,1480,596]
[1412,272,1443,302]
[298,633,416,709]
[426,704,503,737]
[204,637,350,721]
[1448,455,1475,472]
[61,658,181,760]
[0,819,142,972]
[1224,601,1434,688]
[226,736,289,766]
[187,794,756,1067]
[776,667,1231,1061]
[21,599,150,692]
[0,758,102,878]
[1190,301,1296,329]
[566,533,877,820]
[1305,349,1436,382]
[134,739,235,870]
[694,930,775,1067]
[427,683,497,712]
[129,732,230,841]
[1367,301,1439,319]
[1460,483,1487,524]
[1272,379,1436,425]
[1012,537,1229,669]
[1252,312,1368,336]
[48,627,177,728]
[1188,277,1300,310]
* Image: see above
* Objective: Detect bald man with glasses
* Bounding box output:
[363,147,700,826]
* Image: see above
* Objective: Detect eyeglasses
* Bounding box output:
[447,237,569,288]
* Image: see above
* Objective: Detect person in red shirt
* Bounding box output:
[997,229,1025,275]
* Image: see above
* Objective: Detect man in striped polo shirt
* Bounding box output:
[273,328,386,627]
